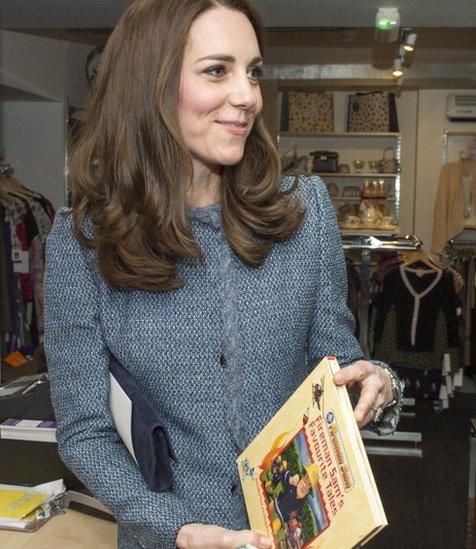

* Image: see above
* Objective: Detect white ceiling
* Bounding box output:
[2,0,476,28]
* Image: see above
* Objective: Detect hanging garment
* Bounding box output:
[373,265,460,353]
[0,184,55,356]
[432,160,476,254]
[346,259,360,337]
[0,205,11,334]
[373,301,459,372]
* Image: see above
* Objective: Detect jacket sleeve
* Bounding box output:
[305,178,363,368]
[44,209,197,549]
[431,165,449,254]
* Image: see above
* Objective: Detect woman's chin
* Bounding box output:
[215,151,245,167]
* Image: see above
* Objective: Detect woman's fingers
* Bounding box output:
[333,360,394,427]
[354,385,380,426]
[224,529,272,549]
[333,360,373,386]
[176,524,272,549]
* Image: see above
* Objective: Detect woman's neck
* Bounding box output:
[186,159,221,207]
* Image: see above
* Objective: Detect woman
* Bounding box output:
[44,1,402,548]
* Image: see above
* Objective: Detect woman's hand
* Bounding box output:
[176,523,272,549]
[333,360,393,428]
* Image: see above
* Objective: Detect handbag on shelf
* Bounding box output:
[379,148,400,174]
[326,182,340,198]
[347,91,399,133]
[310,150,339,173]
[287,91,334,133]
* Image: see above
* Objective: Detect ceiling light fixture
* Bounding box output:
[375,7,401,43]
[392,58,404,78]
[403,31,417,52]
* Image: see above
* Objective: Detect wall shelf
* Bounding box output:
[315,172,399,178]
[332,197,396,203]
[279,132,400,139]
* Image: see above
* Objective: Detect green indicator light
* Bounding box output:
[377,19,391,30]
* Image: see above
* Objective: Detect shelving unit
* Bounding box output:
[278,130,402,233]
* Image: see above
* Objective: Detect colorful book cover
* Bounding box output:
[237,356,387,549]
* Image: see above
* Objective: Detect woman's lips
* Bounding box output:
[215,120,248,136]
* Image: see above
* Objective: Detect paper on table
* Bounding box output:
[0,479,65,529]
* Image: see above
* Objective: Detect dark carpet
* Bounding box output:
[366,391,476,549]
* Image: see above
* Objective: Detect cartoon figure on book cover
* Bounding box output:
[261,430,329,548]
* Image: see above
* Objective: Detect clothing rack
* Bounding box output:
[0,159,56,384]
[0,161,13,381]
[444,229,476,372]
[342,233,422,358]
[343,233,423,457]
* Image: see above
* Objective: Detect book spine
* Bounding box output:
[328,358,386,526]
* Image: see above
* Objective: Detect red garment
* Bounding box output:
[15,219,34,301]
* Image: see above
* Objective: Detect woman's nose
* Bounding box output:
[228,74,260,110]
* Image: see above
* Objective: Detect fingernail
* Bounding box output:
[334,373,342,383]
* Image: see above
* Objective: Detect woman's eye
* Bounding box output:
[204,65,227,78]
[249,66,264,81]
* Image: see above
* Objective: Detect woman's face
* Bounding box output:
[178,6,263,170]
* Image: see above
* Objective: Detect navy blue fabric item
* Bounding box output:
[109,355,176,492]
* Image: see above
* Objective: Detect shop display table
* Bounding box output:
[0,508,117,548]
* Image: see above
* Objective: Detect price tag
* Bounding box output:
[442,353,451,375]
[453,368,463,388]
[12,249,29,274]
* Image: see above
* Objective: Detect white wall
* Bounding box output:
[415,89,476,252]
[0,99,67,209]
[0,30,92,106]
[0,30,95,209]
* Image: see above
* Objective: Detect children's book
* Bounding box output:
[237,356,387,549]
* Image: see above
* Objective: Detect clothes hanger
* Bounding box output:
[0,174,34,200]
[0,172,42,199]
[459,141,476,163]
[399,249,444,271]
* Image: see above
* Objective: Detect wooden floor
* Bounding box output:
[366,391,476,549]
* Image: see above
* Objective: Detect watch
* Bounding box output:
[383,367,401,409]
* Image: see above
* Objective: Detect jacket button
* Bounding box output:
[220,354,226,368]
[230,482,237,494]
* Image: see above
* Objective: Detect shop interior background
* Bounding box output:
[1,1,476,547]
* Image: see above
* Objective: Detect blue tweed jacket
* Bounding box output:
[44,176,364,548]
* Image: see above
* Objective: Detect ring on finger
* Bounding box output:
[371,405,384,423]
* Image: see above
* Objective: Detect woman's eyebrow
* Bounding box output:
[195,54,263,65]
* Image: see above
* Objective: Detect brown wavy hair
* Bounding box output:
[69,0,304,291]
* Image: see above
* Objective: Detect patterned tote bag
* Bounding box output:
[287,91,334,133]
[347,91,399,133]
